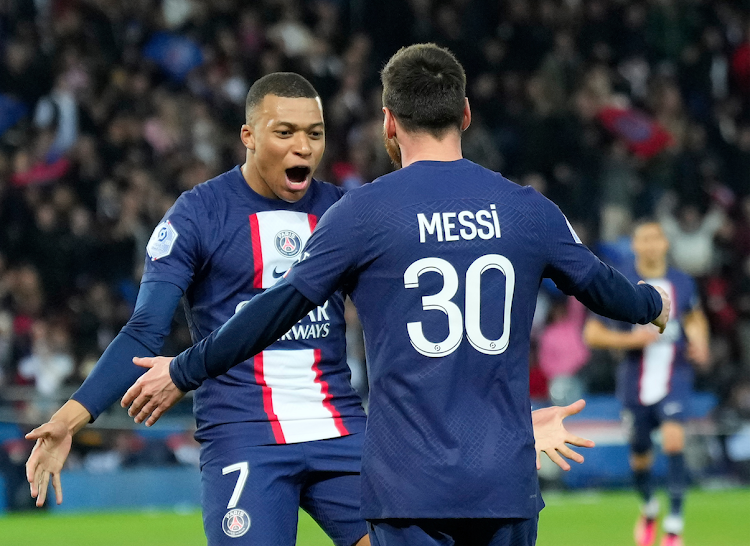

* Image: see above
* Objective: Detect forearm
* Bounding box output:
[48,399,92,436]
[684,310,709,346]
[71,281,182,421]
[573,261,661,324]
[71,331,159,420]
[584,322,646,350]
[170,278,316,392]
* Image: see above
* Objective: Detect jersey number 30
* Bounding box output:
[404,255,515,357]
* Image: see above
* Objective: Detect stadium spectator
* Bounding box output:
[0,0,749,495]
[658,199,727,278]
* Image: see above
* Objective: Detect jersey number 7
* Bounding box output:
[404,254,515,358]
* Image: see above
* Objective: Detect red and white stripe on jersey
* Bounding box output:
[248,210,317,289]
[253,349,348,444]
[639,279,677,405]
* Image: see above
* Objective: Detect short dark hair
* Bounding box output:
[632,217,662,234]
[245,72,319,122]
[381,43,466,137]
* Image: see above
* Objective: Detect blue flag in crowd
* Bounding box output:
[143,32,204,82]
[0,94,28,137]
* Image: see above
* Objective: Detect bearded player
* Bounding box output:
[122,45,670,546]
[26,71,591,546]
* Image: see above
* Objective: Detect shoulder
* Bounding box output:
[326,176,381,207]
[187,168,239,207]
[667,267,697,291]
[506,180,547,206]
[309,178,346,206]
[505,183,568,232]
[163,169,240,240]
[308,182,377,234]
[171,172,227,215]
[667,266,693,282]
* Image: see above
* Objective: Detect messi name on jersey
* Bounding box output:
[417,205,502,243]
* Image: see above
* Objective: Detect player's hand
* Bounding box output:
[640,281,670,333]
[532,399,595,471]
[630,325,660,348]
[122,356,185,427]
[25,420,72,506]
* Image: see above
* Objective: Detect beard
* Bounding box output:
[382,126,402,169]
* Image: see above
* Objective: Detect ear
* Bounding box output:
[460,98,472,131]
[383,107,398,139]
[240,124,255,151]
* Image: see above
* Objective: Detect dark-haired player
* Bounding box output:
[124,44,670,546]
[25,73,370,546]
[584,220,709,546]
[25,70,588,546]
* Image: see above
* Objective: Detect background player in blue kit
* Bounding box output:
[584,220,710,546]
[124,44,671,546]
[24,72,371,546]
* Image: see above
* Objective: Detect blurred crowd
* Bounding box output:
[1,0,750,482]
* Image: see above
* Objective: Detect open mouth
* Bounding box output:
[285,166,311,185]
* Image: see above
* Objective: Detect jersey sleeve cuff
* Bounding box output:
[68,393,98,423]
[169,352,202,392]
[638,283,663,324]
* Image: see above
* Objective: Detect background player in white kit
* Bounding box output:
[584,220,710,546]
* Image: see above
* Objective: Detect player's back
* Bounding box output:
[342,159,580,519]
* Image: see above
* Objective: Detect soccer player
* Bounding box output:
[25,71,589,546]
[123,44,671,546]
[583,220,709,546]
[25,73,371,546]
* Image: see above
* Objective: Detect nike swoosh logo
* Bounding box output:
[272,267,288,279]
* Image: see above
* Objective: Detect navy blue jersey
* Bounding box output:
[142,166,365,451]
[614,263,699,408]
[284,159,614,520]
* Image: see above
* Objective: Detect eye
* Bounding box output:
[309,131,323,139]
[275,130,292,137]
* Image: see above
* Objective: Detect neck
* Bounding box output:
[240,158,276,200]
[635,258,667,279]
[399,130,463,168]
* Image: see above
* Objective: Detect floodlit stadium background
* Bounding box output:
[1,0,749,543]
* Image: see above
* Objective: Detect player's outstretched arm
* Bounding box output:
[123,278,317,426]
[25,400,90,506]
[24,280,183,506]
[532,399,595,471]
[582,317,660,350]
[683,306,710,369]
[542,198,668,329]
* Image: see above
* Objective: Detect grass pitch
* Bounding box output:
[0,488,747,545]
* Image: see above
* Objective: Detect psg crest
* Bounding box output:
[222,508,251,538]
[274,230,302,257]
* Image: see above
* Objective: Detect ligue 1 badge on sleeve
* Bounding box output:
[147,220,179,260]
[222,508,251,538]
